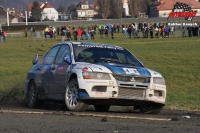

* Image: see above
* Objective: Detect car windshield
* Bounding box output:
[73,44,143,67]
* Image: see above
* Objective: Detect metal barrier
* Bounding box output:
[34,32,44,42]
[7,32,23,38]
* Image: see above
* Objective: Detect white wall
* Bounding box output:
[41,8,58,21]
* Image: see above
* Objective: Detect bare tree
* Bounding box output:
[97,0,110,19]
[114,0,123,19]
[129,0,147,17]
[129,0,139,18]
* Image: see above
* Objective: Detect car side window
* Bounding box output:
[55,45,70,64]
[43,46,60,64]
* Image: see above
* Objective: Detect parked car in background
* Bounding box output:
[24,42,166,114]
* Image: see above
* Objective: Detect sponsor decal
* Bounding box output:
[95,92,103,95]
[56,65,67,73]
[123,68,140,75]
[82,67,88,72]
[167,2,197,21]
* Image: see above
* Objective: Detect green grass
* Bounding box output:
[0,32,200,111]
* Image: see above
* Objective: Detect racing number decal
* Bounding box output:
[123,68,140,75]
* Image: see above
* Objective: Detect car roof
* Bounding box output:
[58,42,123,49]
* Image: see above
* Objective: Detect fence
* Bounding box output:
[34,32,44,42]
[7,32,23,38]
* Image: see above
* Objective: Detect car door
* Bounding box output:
[48,44,71,96]
[37,45,61,96]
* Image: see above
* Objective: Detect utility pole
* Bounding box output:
[7,8,10,26]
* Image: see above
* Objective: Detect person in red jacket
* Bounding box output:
[76,28,82,40]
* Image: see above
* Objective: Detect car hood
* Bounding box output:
[97,63,151,77]
[76,62,151,77]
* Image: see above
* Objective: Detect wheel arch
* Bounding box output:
[68,73,77,82]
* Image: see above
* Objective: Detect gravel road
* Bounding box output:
[0,102,200,133]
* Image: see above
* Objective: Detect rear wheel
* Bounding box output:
[27,80,43,108]
[139,104,163,114]
[65,78,88,111]
[94,105,110,112]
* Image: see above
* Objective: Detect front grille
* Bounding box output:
[113,75,150,83]
[118,87,145,98]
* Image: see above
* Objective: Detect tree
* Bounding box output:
[129,0,139,18]
[129,0,148,18]
[97,0,110,19]
[57,4,66,13]
[67,4,76,14]
[108,0,116,19]
[31,1,42,21]
[114,0,123,19]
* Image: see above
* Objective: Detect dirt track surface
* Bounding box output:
[0,102,200,133]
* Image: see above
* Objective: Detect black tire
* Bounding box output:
[139,104,163,114]
[65,78,88,112]
[94,105,110,112]
[27,80,43,109]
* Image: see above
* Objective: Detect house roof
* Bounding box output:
[75,1,94,10]
[27,2,54,12]
[156,0,200,10]
[91,2,97,7]
[41,3,53,9]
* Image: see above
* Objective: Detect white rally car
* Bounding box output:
[24,42,166,114]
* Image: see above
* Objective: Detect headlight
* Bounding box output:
[153,77,165,85]
[82,72,111,80]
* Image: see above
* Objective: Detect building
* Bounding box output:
[71,1,97,19]
[150,0,200,18]
[27,1,58,21]
[122,0,130,17]
[0,6,23,25]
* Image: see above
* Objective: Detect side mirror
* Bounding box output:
[64,54,72,64]
[32,53,39,65]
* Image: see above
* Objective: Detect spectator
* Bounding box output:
[150,25,154,38]
[170,27,174,37]
[104,28,109,39]
[164,26,170,38]
[123,26,127,38]
[53,27,56,38]
[61,30,65,41]
[56,27,60,35]
[77,28,82,40]
[73,29,78,41]
[49,28,53,38]
[1,30,7,42]
[110,25,114,39]
[45,26,49,38]
[117,23,120,33]
[127,26,132,39]
[24,28,28,37]
[154,27,158,38]
[30,27,33,37]
[90,28,95,40]
[33,27,36,37]
[66,30,71,41]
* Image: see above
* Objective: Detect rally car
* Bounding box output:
[24,42,166,114]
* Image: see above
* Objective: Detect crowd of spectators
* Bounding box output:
[26,22,200,41]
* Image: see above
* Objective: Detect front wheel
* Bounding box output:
[139,104,163,114]
[27,80,43,108]
[94,105,110,112]
[65,78,88,112]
